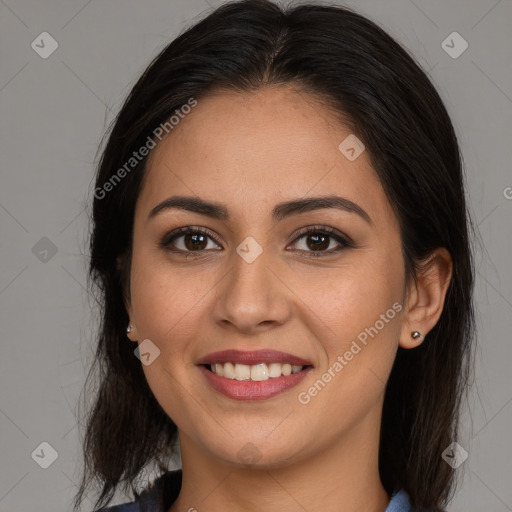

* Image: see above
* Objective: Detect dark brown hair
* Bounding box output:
[74,1,475,510]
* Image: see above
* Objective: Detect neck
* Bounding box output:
[169,408,390,512]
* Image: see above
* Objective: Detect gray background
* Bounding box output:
[0,0,511,510]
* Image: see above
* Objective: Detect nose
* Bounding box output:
[212,243,292,335]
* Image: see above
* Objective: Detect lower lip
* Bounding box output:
[198,365,313,400]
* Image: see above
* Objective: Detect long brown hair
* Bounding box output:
[74,1,475,510]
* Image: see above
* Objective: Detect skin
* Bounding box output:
[124,85,452,512]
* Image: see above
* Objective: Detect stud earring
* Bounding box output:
[127,324,133,334]
[411,330,423,341]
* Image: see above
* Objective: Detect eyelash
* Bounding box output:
[159,225,353,259]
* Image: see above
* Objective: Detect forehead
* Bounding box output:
[137,86,388,224]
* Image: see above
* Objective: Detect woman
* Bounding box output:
[74,1,475,511]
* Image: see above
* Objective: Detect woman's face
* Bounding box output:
[126,86,409,468]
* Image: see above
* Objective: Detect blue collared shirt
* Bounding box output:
[96,470,415,512]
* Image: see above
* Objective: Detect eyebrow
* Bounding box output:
[147,195,372,225]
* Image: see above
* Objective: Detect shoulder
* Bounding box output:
[386,490,447,512]
[93,469,182,512]
[93,483,159,512]
[386,490,415,512]
[94,502,141,512]
[94,495,147,512]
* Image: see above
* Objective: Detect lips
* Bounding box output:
[196,349,313,367]
[196,349,314,400]
[199,364,312,400]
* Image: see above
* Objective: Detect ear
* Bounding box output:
[116,255,137,342]
[125,301,138,342]
[399,248,453,349]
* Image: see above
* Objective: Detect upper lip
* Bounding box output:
[196,349,313,367]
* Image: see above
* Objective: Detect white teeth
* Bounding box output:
[251,363,268,381]
[210,362,305,381]
[281,363,292,376]
[234,363,251,380]
[223,362,235,379]
[214,363,224,377]
[268,363,282,378]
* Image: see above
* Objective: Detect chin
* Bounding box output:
[200,433,308,470]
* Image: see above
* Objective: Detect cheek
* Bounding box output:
[129,249,206,345]
[293,248,404,417]
[128,252,209,429]
[297,247,404,347]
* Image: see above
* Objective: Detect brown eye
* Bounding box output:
[290,226,352,258]
[304,233,331,251]
[182,232,208,251]
[160,227,221,255]
[160,225,352,259]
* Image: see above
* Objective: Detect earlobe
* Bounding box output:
[126,323,138,342]
[124,298,136,341]
[399,248,453,349]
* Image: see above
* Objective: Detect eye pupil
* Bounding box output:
[185,233,207,251]
[307,234,329,251]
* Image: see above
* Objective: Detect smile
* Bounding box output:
[196,349,314,400]
[207,362,305,381]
